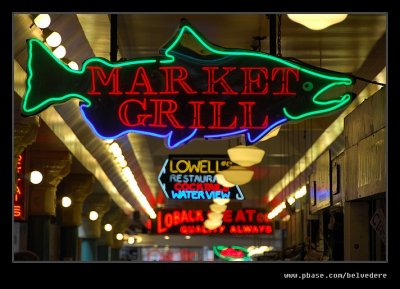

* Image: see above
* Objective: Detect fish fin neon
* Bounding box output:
[159,19,231,63]
[166,129,198,149]
[245,118,288,144]
[22,39,90,116]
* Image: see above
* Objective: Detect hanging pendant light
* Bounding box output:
[208,212,224,220]
[260,126,281,142]
[213,198,230,205]
[221,166,254,185]
[215,173,235,188]
[287,14,348,31]
[204,219,223,230]
[209,203,227,213]
[227,145,265,167]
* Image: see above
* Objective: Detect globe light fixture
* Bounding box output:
[61,196,72,208]
[221,166,254,185]
[52,45,66,59]
[68,61,79,70]
[209,203,227,213]
[45,31,62,47]
[213,198,230,205]
[204,219,223,230]
[207,212,224,220]
[89,210,99,221]
[227,145,265,167]
[288,14,348,30]
[33,14,51,29]
[30,170,43,184]
[215,173,235,188]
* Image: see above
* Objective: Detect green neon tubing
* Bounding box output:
[213,245,251,261]
[160,25,353,121]
[282,81,353,120]
[24,24,353,119]
[283,93,352,120]
[23,39,156,114]
[161,25,352,84]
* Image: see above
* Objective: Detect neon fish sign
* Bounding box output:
[22,19,355,148]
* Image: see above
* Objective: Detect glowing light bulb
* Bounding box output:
[61,196,72,208]
[34,14,51,29]
[89,211,99,221]
[45,31,62,47]
[104,224,112,231]
[30,170,43,184]
[116,233,123,240]
[68,61,79,70]
[53,45,66,59]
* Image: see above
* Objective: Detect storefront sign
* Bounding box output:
[213,246,251,261]
[152,208,273,235]
[158,155,244,200]
[22,20,354,148]
[14,153,27,221]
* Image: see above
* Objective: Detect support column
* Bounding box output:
[97,208,120,261]
[110,213,132,261]
[78,194,110,261]
[13,107,39,254]
[14,99,39,157]
[27,151,71,260]
[97,208,131,261]
[57,174,94,261]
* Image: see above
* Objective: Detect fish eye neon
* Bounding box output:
[22,19,354,148]
[303,81,313,91]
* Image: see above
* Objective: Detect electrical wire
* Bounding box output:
[351,75,386,86]
[285,56,386,87]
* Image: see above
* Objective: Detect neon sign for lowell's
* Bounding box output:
[22,19,355,148]
[158,155,245,200]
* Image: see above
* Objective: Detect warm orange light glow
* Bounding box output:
[14,205,22,217]
[14,154,26,220]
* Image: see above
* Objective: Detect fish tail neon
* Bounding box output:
[21,39,90,116]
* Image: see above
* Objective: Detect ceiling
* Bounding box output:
[13,13,387,220]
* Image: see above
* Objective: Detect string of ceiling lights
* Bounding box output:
[31,14,156,221]
[32,14,79,69]
[104,139,156,219]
